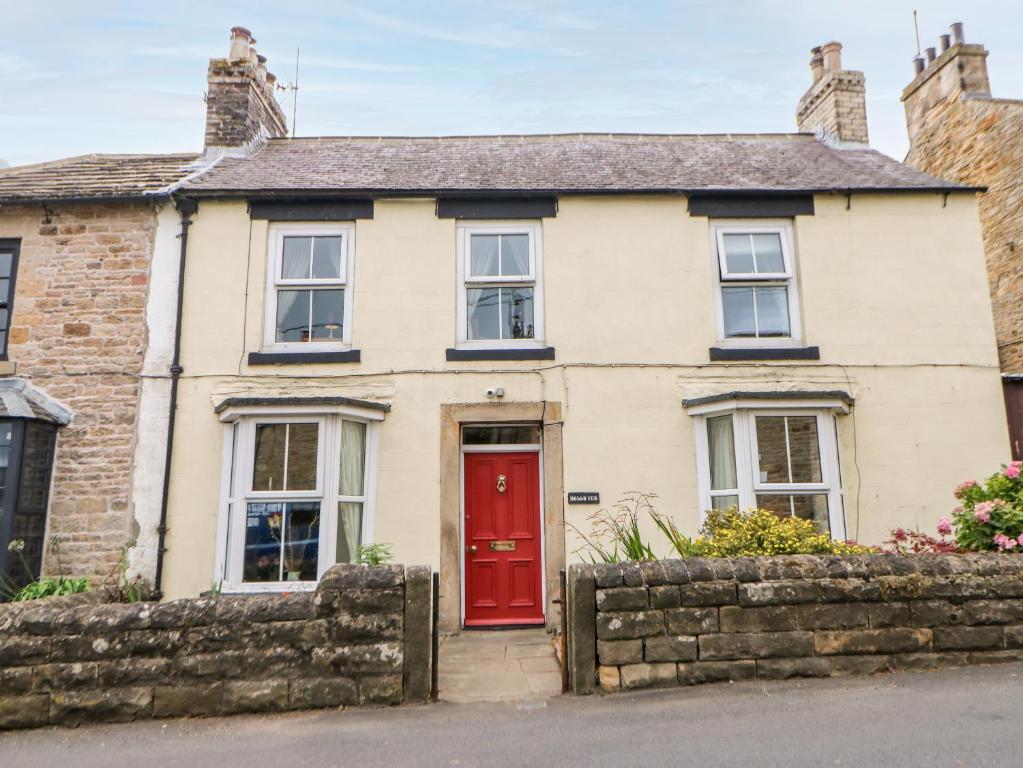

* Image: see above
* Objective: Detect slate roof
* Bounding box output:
[0,153,201,204]
[183,133,964,196]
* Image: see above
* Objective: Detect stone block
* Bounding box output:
[866,603,910,629]
[176,650,245,679]
[1007,625,1023,648]
[124,629,183,655]
[597,639,643,665]
[596,611,664,640]
[909,600,961,627]
[337,587,405,614]
[333,612,403,643]
[0,635,49,666]
[359,675,402,705]
[598,665,620,692]
[619,662,677,689]
[649,585,681,609]
[596,587,649,612]
[699,631,813,660]
[31,662,98,692]
[756,655,891,680]
[0,667,33,696]
[288,677,358,709]
[403,564,432,704]
[890,652,970,671]
[592,563,623,588]
[639,562,669,586]
[739,581,819,606]
[932,626,1005,651]
[665,607,718,635]
[0,694,50,730]
[222,679,289,714]
[567,564,597,695]
[814,628,932,656]
[969,649,1023,665]
[50,634,127,662]
[319,642,403,675]
[96,657,172,688]
[645,635,697,663]
[720,606,798,633]
[316,564,404,594]
[620,563,644,587]
[797,603,869,630]
[677,660,756,685]
[961,599,1023,626]
[682,559,716,582]
[660,560,691,585]
[680,582,737,606]
[819,579,882,603]
[50,687,153,725]
[153,683,224,718]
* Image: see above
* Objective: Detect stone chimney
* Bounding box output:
[902,21,991,145]
[796,41,869,146]
[203,26,288,152]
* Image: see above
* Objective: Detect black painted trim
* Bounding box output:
[682,389,854,408]
[436,197,557,219]
[688,194,815,218]
[709,346,820,361]
[0,238,21,361]
[249,200,374,221]
[248,350,362,365]
[446,347,556,361]
[214,395,390,414]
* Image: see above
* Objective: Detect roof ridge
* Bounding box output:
[0,152,200,176]
[265,132,819,143]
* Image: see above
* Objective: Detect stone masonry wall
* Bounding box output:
[0,564,433,730]
[566,554,1023,694]
[0,203,159,582]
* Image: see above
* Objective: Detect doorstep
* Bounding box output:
[437,628,564,703]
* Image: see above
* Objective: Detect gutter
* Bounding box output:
[152,194,197,599]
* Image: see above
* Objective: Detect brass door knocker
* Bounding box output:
[496,474,507,493]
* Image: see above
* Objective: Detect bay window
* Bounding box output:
[694,401,845,538]
[216,406,379,590]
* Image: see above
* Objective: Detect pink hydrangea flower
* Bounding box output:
[1018,533,1023,547]
[993,533,1018,551]
[1005,462,1022,480]
[954,480,977,498]
[937,518,953,536]
[973,501,995,523]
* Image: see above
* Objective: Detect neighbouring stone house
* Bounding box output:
[900,22,1023,456]
[147,31,1007,636]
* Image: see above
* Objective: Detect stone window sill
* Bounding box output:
[248,350,361,365]
[709,346,820,362]
[446,347,556,362]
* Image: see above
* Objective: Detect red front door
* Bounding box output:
[463,451,544,627]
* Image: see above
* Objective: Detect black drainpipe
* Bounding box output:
[152,195,197,599]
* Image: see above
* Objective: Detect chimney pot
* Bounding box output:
[228,26,252,60]
[925,46,937,63]
[256,54,268,84]
[820,41,842,72]
[950,22,965,46]
[913,56,926,75]
[939,34,951,53]
[810,46,824,84]
[266,72,277,88]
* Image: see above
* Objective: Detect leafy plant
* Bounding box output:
[356,543,394,566]
[686,508,871,558]
[950,463,1023,551]
[569,493,658,563]
[13,576,90,602]
[884,527,959,554]
[102,543,144,603]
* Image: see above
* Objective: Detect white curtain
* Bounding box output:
[707,415,737,491]
[337,420,367,563]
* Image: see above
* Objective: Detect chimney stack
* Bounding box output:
[796,40,869,146]
[902,21,991,145]
[203,26,289,153]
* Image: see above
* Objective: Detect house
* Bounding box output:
[149,30,1007,633]
[0,153,200,592]
[900,22,1023,457]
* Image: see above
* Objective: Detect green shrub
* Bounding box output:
[951,463,1023,551]
[356,543,394,566]
[683,508,871,558]
[13,576,90,602]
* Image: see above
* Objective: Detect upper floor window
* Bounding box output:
[264,224,354,351]
[0,239,21,359]
[712,223,801,345]
[456,223,544,349]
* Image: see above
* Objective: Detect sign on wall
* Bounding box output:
[567,492,600,505]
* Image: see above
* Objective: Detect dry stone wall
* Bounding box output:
[0,564,432,730]
[566,554,1023,694]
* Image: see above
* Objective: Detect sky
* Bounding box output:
[1,1,1021,167]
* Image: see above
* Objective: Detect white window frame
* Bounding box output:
[213,403,382,593]
[455,222,545,349]
[263,223,356,353]
[711,221,802,347]
[691,399,846,539]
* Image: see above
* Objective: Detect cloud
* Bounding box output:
[300,56,421,73]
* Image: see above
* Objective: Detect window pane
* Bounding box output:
[753,233,784,273]
[253,424,287,491]
[786,417,822,483]
[0,309,8,333]
[310,289,344,341]
[0,278,9,303]
[707,415,737,491]
[286,423,319,491]
[501,234,530,276]
[276,289,311,342]
[755,416,789,483]
[282,236,311,279]
[462,425,541,445]
[284,502,320,580]
[467,287,500,340]
[337,502,363,564]
[470,235,500,277]
[340,420,367,496]
[501,287,534,339]
[722,287,755,337]
[757,494,829,533]
[0,252,11,279]
[311,236,343,280]
[755,287,790,337]
[244,501,284,581]
[722,234,754,273]
[710,495,739,511]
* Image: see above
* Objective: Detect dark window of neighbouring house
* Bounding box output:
[0,240,20,359]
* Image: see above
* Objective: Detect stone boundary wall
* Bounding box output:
[566,554,1023,694]
[0,564,432,730]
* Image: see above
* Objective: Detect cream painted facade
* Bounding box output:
[161,192,1008,627]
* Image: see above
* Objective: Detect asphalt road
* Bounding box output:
[2,663,1021,767]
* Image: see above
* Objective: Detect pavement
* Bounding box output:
[437,628,564,702]
[1,662,1021,767]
